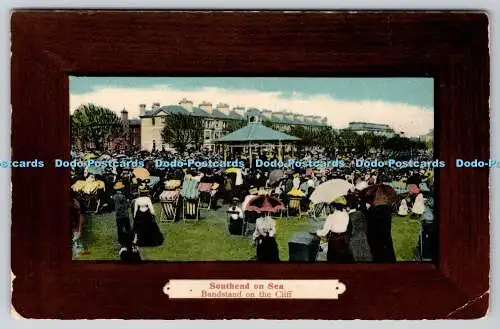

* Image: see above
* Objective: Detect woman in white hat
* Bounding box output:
[315,196,354,263]
[132,185,164,247]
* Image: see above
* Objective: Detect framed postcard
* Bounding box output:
[10,11,489,319]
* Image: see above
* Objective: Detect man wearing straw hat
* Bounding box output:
[111,181,132,250]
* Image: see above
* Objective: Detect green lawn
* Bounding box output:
[75,204,421,262]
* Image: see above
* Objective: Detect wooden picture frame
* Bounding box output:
[11,11,489,319]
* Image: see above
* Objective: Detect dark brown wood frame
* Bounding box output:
[11,11,489,319]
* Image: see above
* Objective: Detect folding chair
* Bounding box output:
[159,199,179,223]
[198,183,213,210]
[182,198,200,222]
[282,196,304,219]
[198,191,212,210]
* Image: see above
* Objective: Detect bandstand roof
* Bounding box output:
[217,123,300,142]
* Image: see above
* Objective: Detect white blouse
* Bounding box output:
[134,196,155,217]
[316,210,350,236]
[252,216,276,241]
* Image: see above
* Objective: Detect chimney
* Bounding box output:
[139,104,146,116]
[199,101,213,114]
[233,106,246,118]
[179,98,194,112]
[121,109,129,132]
[152,102,161,111]
[216,103,231,115]
[262,109,272,119]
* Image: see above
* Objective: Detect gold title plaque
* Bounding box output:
[163,280,346,299]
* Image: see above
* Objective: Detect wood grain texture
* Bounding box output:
[10,11,489,319]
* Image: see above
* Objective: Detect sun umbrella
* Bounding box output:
[148,176,160,188]
[86,166,104,175]
[133,167,150,180]
[407,184,420,195]
[115,154,127,159]
[225,167,240,174]
[387,181,407,194]
[358,184,398,206]
[98,154,111,161]
[82,153,97,161]
[244,195,284,213]
[309,179,353,204]
[419,182,431,193]
[268,169,284,186]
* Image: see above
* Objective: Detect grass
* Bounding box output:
[75,204,421,262]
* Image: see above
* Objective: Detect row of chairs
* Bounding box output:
[158,191,214,223]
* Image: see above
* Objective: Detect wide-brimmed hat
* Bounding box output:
[114,181,125,190]
[232,197,240,202]
[332,196,347,205]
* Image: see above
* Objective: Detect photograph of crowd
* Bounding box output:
[69,77,436,263]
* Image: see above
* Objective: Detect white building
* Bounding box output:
[139,99,329,151]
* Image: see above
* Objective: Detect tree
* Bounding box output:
[161,114,203,153]
[262,120,274,128]
[337,129,358,152]
[316,127,338,156]
[71,103,123,152]
[225,119,246,133]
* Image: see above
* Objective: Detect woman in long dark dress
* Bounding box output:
[132,186,164,247]
[252,215,280,262]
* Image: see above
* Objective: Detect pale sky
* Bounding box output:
[70,77,434,136]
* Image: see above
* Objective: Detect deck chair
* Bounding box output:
[282,196,304,219]
[182,198,200,222]
[198,191,212,210]
[160,200,178,223]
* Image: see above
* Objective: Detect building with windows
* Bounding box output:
[106,109,141,152]
[138,98,329,151]
[347,121,398,137]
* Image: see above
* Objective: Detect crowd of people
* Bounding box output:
[70,147,434,263]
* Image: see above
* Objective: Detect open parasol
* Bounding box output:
[225,167,240,174]
[133,167,150,180]
[358,184,398,206]
[82,153,97,161]
[268,169,284,186]
[309,179,353,204]
[244,195,284,213]
[86,166,104,175]
[407,184,420,195]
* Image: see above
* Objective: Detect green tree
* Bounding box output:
[225,119,246,133]
[317,127,338,156]
[337,129,358,151]
[262,120,274,128]
[161,114,203,153]
[71,103,123,152]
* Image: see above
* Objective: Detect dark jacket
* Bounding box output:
[112,191,130,218]
[348,211,373,262]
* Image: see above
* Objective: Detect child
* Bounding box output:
[398,199,408,216]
